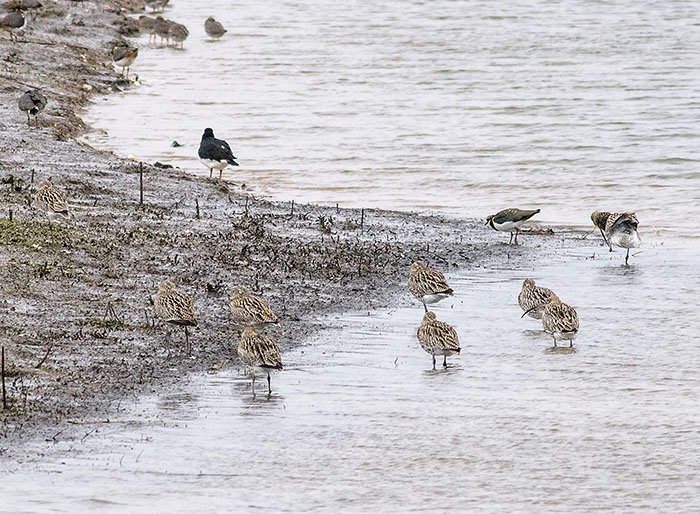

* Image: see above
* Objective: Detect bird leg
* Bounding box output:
[422,301,427,313]
[184,326,190,356]
[625,248,630,266]
[432,354,436,370]
[514,229,520,245]
[219,169,223,180]
[26,112,30,126]
[209,168,213,179]
[251,374,256,397]
[569,341,573,348]
[443,355,447,368]
[552,337,557,347]
[267,370,272,395]
[509,232,513,245]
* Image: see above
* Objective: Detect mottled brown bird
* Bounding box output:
[34,178,69,221]
[416,311,461,369]
[591,210,640,265]
[518,279,558,320]
[523,296,579,348]
[408,261,454,312]
[229,286,279,328]
[154,279,197,354]
[486,208,540,245]
[238,326,283,395]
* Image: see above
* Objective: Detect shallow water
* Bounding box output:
[14,0,700,510]
[82,0,700,241]
[4,243,700,512]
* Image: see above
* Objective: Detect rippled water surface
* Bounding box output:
[82,0,700,240]
[8,1,700,511]
[4,245,700,512]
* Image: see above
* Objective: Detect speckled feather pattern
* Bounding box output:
[519,279,558,320]
[34,179,69,219]
[605,212,639,235]
[407,261,453,299]
[416,312,460,356]
[154,279,196,326]
[542,298,579,340]
[238,326,283,369]
[229,286,278,327]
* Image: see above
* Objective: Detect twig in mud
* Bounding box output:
[30,169,34,184]
[49,428,66,443]
[1,346,6,410]
[139,162,144,205]
[34,342,54,369]
[81,427,98,442]
[67,419,124,425]
[14,37,91,51]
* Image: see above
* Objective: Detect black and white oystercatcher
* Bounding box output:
[17,89,47,125]
[198,128,238,179]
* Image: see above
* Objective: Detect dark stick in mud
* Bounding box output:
[195,198,200,219]
[1,346,6,410]
[139,162,144,205]
[34,342,54,369]
[8,208,12,222]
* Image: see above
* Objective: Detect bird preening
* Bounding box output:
[591,210,641,265]
[198,127,239,180]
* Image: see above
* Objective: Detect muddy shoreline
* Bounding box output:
[0,0,586,458]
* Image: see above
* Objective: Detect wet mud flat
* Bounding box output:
[0,0,586,458]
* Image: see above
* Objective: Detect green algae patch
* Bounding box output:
[0,220,81,249]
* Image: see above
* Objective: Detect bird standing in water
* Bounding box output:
[591,211,641,265]
[416,311,461,369]
[407,261,454,312]
[518,278,558,320]
[238,326,283,396]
